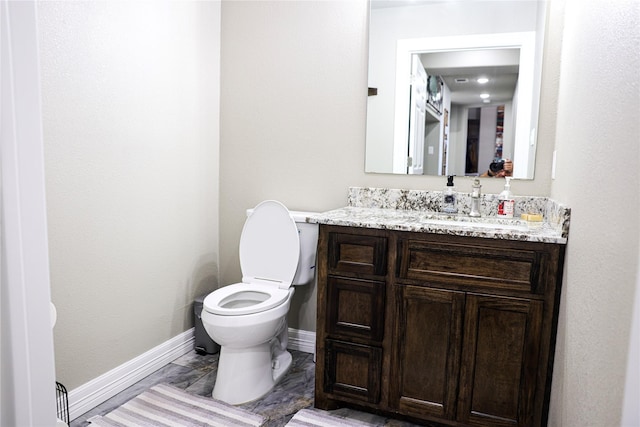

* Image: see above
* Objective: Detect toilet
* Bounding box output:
[201,200,318,405]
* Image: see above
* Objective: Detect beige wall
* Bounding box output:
[548,0,640,425]
[39,1,221,389]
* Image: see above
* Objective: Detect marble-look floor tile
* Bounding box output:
[239,351,315,426]
[69,349,422,427]
[184,368,217,397]
[172,349,220,373]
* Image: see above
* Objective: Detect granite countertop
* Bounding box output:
[308,206,566,244]
[307,187,571,245]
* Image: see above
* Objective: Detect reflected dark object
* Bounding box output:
[489,159,506,173]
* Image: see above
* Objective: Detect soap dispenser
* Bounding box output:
[443,175,458,214]
[497,177,515,218]
[469,178,482,217]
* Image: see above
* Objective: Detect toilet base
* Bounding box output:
[272,349,292,383]
[212,343,293,405]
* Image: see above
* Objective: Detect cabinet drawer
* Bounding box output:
[324,339,382,404]
[398,239,541,294]
[327,276,385,342]
[328,232,387,276]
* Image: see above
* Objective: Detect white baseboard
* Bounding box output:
[287,327,316,355]
[68,328,195,421]
[67,327,316,421]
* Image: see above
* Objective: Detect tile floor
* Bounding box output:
[69,349,421,427]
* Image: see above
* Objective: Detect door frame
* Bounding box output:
[1,1,57,424]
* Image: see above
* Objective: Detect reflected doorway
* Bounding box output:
[464,105,506,176]
[465,108,480,174]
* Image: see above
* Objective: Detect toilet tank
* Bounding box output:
[289,210,319,286]
[245,208,319,286]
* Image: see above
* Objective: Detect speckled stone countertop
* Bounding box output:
[307,187,570,244]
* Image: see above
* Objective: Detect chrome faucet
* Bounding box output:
[469,178,482,217]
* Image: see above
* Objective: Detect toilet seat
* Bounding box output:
[203,200,300,317]
[203,282,290,316]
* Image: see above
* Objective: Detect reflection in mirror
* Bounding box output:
[365,1,547,179]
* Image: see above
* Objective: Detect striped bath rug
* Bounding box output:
[88,383,265,427]
[286,408,376,427]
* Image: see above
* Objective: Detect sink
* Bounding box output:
[423,218,530,232]
[409,212,531,232]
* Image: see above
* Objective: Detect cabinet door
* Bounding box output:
[457,294,543,427]
[391,285,464,420]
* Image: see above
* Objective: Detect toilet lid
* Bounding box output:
[240,200,300,289]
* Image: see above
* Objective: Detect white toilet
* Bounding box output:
[201,200,318,405]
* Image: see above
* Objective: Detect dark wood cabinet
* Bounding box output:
[323,339,382,404]
[315,225,565,427]
[456,293,543,426]
[391,285,464,421]
[316,228,388,409]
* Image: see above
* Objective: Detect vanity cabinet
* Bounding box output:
[315,225,565,427]
[317,229,388,405]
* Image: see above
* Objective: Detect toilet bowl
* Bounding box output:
[201,200,318,405]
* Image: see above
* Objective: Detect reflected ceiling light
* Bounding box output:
[480,93,490,99]
[477,77,489,84]
[483,99,491,103]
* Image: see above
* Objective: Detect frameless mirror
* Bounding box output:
[365,0,547,179]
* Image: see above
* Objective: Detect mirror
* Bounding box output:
[365,0,547,179]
